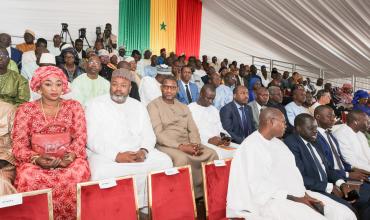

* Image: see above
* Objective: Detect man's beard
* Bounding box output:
[110,94,128,104]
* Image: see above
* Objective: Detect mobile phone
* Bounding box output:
[220,132,231,142]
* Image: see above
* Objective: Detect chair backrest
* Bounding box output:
[149,165,197,220]
[77,176,138,220]
[202,159,232,220]
[341,111,347,123]
[0,189,53,220]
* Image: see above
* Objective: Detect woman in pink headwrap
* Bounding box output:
[12,66,90,220]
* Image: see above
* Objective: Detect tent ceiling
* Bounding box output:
[201,0,370,78]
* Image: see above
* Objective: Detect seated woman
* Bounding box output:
[12,66,90,220]
[59,48,83,82]
[352,89,370,116]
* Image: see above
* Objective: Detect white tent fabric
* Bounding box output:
[200,0,370,78]
[0,0,119,47]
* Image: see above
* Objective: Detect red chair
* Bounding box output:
[149,165,197,220]
[202,159,232,220]
[0,189,53,220]
[77,176,139,220]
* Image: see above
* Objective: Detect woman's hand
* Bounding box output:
[35,155,61,169]
[58,152,76,168]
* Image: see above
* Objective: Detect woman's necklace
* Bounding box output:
[41,99,60,122]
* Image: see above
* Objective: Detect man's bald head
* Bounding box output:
[117,61,130,70]
[259,107,284,127]
[314,105,332,118]
[198,84,216,107]
[347,110,369,132]
[259,107,286,139]
[200,84,216,95]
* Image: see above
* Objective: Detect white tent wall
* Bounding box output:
[1,0,119,47]
[200,0,370,79]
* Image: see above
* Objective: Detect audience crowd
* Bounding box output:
[0,26,370,220]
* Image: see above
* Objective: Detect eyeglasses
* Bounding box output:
[162,85,177,90]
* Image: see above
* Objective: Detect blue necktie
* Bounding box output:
[239,106,249,137]
[307,142,327,182]
[326,130,344,170]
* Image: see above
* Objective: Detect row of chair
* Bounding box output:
[0,159,232,220]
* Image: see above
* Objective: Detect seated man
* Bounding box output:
[147,76,218,198]
[267,86,293,136]
[0,47,30,105]
[0,101,17,195]
[86,69,173,208]
[315,105,370,205]
[72,56,110,106]
[0,33,22,70]
[308,90,331,115]
[176,66,199,105]
[247,87,269,129]
[220,85,255,144]
[21,38,48,81]
[189,84,236,159]
[16,30,35,53]
[213,72,235,110]
[285,87,309,126]
[227,107,356,220]
[139,64,172,106]
[334,110,370,172]
[285,113,369,219]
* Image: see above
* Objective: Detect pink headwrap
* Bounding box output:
[342,83,353,89]
[30,66,70,93]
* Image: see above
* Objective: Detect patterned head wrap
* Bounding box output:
[352,90,369,104]
[30,66,69,93]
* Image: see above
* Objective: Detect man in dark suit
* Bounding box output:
[177,66,199,105]
[314,105,370,205]
[247,87,269,129]
[266,86,293,137]
[285,113,370,219]
[0,33,22,70]
[220,85,255,144]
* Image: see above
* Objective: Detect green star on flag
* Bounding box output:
[160,22,167,31]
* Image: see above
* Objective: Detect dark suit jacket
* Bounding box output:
[316,132,351,179]
[220,101,255,144]
[11,47,22,70]
[176,80,199,105]
[284,133,341,193]
[130,81,140,101]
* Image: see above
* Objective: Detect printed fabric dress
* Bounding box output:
[12,99,90,220]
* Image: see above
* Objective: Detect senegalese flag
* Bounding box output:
[118,0,202,57]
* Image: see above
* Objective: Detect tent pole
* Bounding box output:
[352,74,356,90]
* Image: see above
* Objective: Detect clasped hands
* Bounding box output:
[34,152,76,169]
[208,136,231,147]
[179,143,203,156]
[288,193,324,214]
[332,182,360,202]
[115,149,148,163]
